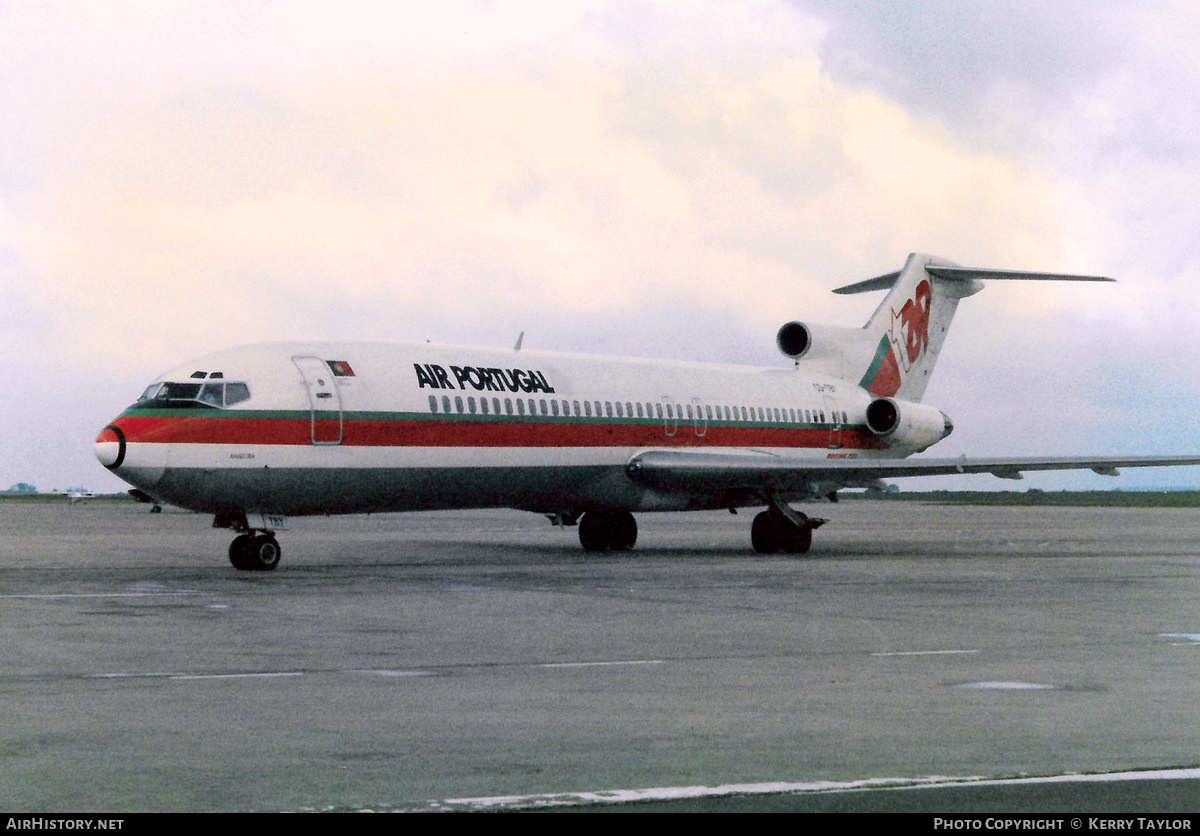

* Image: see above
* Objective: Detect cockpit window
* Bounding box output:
[158,382,203,401]
[224,382,251,406]
[134,381,251,409]
[199,383,224,407]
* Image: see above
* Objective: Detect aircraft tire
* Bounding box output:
[751,511,783,554]
[782,525,813,555]
[610,511,637,551]
[578,512,610,552]
[248,534,282,571]
[228,534,255,570]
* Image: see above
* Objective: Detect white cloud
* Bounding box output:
[3,0,1198,491]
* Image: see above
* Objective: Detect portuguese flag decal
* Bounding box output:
[326,360,355,377]
[858,335,901,397]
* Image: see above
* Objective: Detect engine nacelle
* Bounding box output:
[865,397,954,453]
[776,321,814,359]
[777,321,877,366]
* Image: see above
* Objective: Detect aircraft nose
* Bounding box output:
[95,425,126,469]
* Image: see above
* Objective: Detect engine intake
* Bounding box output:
[866,397,953,453]
[776,321,812,359]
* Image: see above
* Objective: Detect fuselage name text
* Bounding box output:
[414,364,556,394]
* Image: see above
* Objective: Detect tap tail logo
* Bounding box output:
[859,279,933,398]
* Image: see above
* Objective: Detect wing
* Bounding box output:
[624,448,1200,493]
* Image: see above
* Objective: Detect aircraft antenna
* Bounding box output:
[514,331,524,351]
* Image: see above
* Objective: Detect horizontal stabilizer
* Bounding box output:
[924,266,1115,283]
[834,264,1113,295]
[832,271,901,295]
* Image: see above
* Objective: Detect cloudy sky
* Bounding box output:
[4,0,1200,494]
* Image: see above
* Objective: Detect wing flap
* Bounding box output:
[625,449,1200,492]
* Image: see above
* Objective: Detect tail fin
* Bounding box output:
[839,253,1112,402]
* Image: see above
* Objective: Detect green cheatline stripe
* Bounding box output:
[857,334,891,390]
[120,408,847,431]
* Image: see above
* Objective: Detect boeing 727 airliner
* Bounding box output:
[95,253,1200,570]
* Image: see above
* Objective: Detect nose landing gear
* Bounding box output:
[228,532,282,571]
[215,508,285,571]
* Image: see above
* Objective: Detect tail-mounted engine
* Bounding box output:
[776,321,877,368]
[776,321,814,359]
[865,397,954,453]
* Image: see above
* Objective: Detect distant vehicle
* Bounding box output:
[62,491,95,505]
[95,252,1200,570]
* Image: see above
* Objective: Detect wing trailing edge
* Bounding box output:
[624,448,1200,493]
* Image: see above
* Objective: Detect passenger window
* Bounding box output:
[468,397,477,414]
[429,395,438,413]
[442,396,452,413]
[584,401,592,417]
[505,398,513,415]
[455,396,464,414]
[517,399,525,416]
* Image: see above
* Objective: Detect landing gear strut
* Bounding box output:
[578,510,638,552]
[228,532,282,571]
[750,494,825,555]
[216,508,284,571]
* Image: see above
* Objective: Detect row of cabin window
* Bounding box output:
[428,394,850,426]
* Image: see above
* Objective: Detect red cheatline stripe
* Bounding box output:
[110,414,886,451]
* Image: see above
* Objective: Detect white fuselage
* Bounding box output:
[96,341,919,518]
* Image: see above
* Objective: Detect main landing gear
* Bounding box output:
[750,495,826,555]
[574,499,824,556]
[578,510,638,552]
[228,532,282,571]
